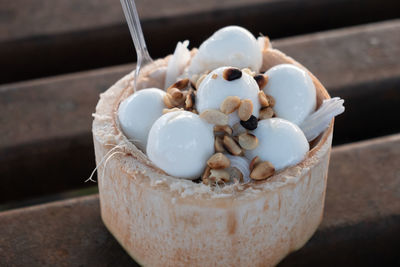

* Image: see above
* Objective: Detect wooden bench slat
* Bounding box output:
[0,20,399,204]
[1,0,400,83]
[3,0,400,43]
[0,195,137,266]
[0,134,399,266]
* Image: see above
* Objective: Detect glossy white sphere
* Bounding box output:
[263,64,316,125]
[118,88,166,152]
[147,111,214,179]
[189,26,262,74]
[196,66,261,125]
[245,118,309,170]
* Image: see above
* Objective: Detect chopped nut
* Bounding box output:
[165,87,187,107]
[259,107,274,120]
[250,161,275,180]
[202,166,211,185]
[209,169,230,184]
[174,96,186,107]
[168,78,189,91]
[249,156,261,171]
[196,74,207,89]
[200,109,229,125]
[212,73,218,79]
[223,67,242,81]
[232,135,239,143]
[258,91,269,107]
[191,109,198,114]
[254,74,268,89]
[242,68,256,77]
[162,107,183,114]
[238,99,253,121]
[166,86,175,94]
[185,89,196,109]
[240,115,258,130]
[214,125,233,136]
[207,153,230,169]
[163,94,175,108]
[238,133,258,150]
[266,94,275,107]
[214,136,226,153]
[169,87,184,100]
[220,96,241,114]
[223,135,242,156]
[179,91,189,106]
[232,123,247,136]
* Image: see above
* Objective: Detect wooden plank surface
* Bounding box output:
[0,134,399,266]
[1,0,399,83]
[0,65,133,204]
[1,20,399,204]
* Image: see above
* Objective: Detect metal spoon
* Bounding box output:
[120,0,153,92]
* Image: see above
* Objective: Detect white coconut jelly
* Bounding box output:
[117,25,344,184]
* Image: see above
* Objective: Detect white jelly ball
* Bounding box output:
[245,118,309,170]
[189,26,262,74]
[147,111,214,179]
[263,64,316,125]
[196,66,261,125]
[118,88,166,152]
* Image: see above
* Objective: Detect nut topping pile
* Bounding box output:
[159,66,278,184]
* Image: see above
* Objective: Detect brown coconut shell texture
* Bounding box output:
[92,40,333,267]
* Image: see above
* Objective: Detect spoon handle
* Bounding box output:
[120,0,152,63]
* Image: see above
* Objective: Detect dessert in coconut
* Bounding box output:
[92,26,344,266]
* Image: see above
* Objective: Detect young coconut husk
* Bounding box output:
[92,39,333,267]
